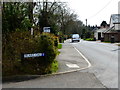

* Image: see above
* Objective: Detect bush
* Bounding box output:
[54,37,59,47]
[2,31,58,76]
[59,36,64,43]
[58,44,62,49]
[84,38,95,41]
[41,33,59,47]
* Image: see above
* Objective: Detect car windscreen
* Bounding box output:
[72,34,79,38]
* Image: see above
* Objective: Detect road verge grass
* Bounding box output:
[51,43,62,73]
[84,38,95,41]
[58,44,62,49]
[103,41,111,43]
[51,60,58,73]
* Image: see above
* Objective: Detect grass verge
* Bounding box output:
[103,41,111,43]
[51,60,58,73]
[58,44,62,49]
[49,43,62,73]
[84,38,94,41]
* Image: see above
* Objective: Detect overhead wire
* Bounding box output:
[87,0,113,20]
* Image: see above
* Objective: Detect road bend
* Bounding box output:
[69,39,118,88]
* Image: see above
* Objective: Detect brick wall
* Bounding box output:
[103,32,120,42]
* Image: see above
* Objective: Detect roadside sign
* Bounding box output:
[43,27,50,33]
[23,53,45,58]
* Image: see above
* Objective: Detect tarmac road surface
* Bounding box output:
[69,39,119,88]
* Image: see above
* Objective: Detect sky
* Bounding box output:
[5,0,119,26]
[60,0,120,26]
[4,0,119,26]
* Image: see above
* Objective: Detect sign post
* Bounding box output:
[43,27,51,33]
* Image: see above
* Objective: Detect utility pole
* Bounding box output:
[85,19,87,27]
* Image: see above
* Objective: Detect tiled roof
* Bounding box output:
[103,26,115,33]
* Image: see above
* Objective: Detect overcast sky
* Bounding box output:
[61,0,120,26]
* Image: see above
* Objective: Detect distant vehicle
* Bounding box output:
[71,34,80,42]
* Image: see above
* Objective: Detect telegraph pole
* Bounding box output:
[85,19,87,27]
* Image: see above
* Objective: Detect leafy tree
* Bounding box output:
[35,1,82,35]
[100,21,107,28]
[2,2,32,35]
[35,1,61,33]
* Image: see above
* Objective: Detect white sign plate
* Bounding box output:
[24,53,45,58]
[43,27,50,33]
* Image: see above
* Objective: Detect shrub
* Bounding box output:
[54,37,59,47]
[59,36,64,43]
[2,31,58,76]
[41,33,59,47]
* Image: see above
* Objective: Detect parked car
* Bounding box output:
[71,34,80,42]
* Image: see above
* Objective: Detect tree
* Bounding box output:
[28,2,36,30]
[33,1,88,38]
[35,1,60,33]
[100,21,107,28]
[2,2,32,35]
[64,19,84,35]
[34,1,80,35]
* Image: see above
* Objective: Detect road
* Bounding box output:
[69,39,119,88]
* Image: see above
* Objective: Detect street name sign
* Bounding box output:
[23,53,45,58]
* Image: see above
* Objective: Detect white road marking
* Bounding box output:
[73,46,91,68]
[66,64,79,68]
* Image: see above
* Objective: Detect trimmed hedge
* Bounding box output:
[2,31,59,76]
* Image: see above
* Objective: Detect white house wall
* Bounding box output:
[115,24,120,30]
[94,32,98,39]
[110,18,114,28]
[94,28,106,40]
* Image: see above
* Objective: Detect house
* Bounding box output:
[103,14,120,42]
[109,14,120,31]
[94,24,109,40]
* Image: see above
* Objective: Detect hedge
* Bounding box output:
[2,31,59,76]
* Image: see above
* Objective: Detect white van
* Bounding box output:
[71,34,80,42]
